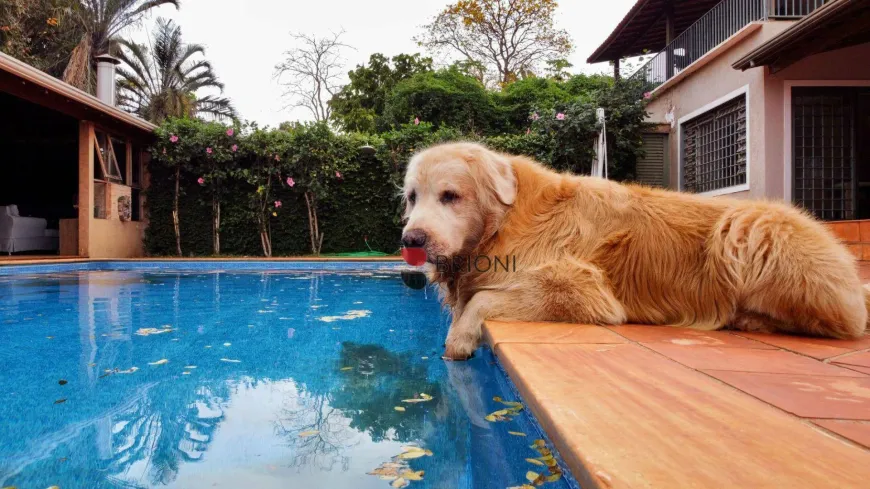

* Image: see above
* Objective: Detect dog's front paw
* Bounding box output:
[443,336,476,361]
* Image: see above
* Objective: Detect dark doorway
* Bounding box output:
[0,91,78,254]
[792,87,870,221]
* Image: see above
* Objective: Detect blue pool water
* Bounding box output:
[0,265,577,489]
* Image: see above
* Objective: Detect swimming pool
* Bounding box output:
[0,263,578,489]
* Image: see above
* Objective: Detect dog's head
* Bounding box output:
[401,142,517,263]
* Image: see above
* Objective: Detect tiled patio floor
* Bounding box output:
[484,320,870,489]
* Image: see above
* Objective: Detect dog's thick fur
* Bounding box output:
[401,142,870,360]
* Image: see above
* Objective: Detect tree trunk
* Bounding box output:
[172,165,182,257]
[258,215,272,258]
[212,193,220,255]
[304,192,322,255]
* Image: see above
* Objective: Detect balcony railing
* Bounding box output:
[629,0,829,91]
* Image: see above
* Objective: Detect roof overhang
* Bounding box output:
[587,0,722,64]
[733,0,870,72]
[0,51,156,138]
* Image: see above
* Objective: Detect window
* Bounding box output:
[681,95,747,194]
[94,131,124,182]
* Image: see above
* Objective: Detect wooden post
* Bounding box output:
[614,58,621,80]
[125,138,133,187]
[77,121,94,257]
[665,0,675,80]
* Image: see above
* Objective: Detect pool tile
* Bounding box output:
[705,371,870,420]
[495,342,870,489]
[483,321,627,346]
[834,351,870,369]
[813,420,870,449]
[731,332,870,359]
[606,325,775,348]
[644,344,864,377]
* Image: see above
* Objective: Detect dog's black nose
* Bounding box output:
[402,229,428,248]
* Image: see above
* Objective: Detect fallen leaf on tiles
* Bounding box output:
[54,399,66,404]
[390,478,408,488]
[184,366,197,369]
[525,458,545,466]
[298,430,319,438]
[223,342,231,346]
[148,359,169,366]
[399,470,424,481]
[220,358,241,363]
[508,431,526,437]
[135,327,172,336]
[394,406,406,412]
[58,380,67,385]
[340,367,353,371]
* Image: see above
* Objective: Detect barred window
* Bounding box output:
[682,95,747,193]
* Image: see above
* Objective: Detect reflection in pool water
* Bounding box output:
[0,270,576,489]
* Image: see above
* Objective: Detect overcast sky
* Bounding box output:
[141,0,636,127]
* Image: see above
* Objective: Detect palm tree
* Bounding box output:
[62,0,179,92]
[115,18,236,123]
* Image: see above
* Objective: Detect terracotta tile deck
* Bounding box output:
[484,321,870,488]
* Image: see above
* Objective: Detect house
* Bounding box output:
[589,0,870,256]
[0,51,156,259]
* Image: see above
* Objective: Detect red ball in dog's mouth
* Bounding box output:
[401,247,427,266]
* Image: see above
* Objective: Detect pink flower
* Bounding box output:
[197,177,205,185]
[206,147,213,154]
[274,200,282,208]
[335,171,342,179]
[286,177,295,187]
[226,128,234,137]
[413,117,420,125]
[530,112,540,121]
[643,92,652,100]
[231,144,238,152]
[169,135,179,143]
[556,113,566,120]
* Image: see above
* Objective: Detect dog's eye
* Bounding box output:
[408,191,416,206]
[440,191,459,204]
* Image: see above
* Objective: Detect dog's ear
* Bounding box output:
[484,151,517,206]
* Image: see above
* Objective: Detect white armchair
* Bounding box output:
[0,205,59,254]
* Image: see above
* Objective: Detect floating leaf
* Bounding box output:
[340,367,353,371]
[421,356,429,360]
[394,406,406,412]
[58,380,67,385]
[400,470,424,481]
[116,367,138,374]
[526,471,541,483]
[398,451,426,460]
[220,358,241,363]
[420,393,433,400]
[223,342,231,346]
[182,372,191,375]
[148,359,168,366]
[47,486,60,489]
[390,477,408,488]
[531,439,546,449]
[545,473,562,483]
[135,327,172,336]
[54,399,66,404]
[508,431,526,437]
[184,366,197,369]
[526,458,545,466]
[298,430,319,438]
[508,486,535,489]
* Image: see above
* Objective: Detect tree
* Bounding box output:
[62,0,179,92]
[415,0,572,86]
[328,53,432,133]
[192,122,239,255]
[274,30,351,122]
[116,18,236,124]
[0,0,83,77]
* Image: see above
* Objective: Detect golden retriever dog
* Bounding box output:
[401,142,870,360]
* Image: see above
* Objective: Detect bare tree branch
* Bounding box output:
[274,30,353,122]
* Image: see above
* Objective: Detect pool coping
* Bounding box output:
[483,320,870,489]
[0,258,406,275]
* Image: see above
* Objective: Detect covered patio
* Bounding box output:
[0,52,156,261]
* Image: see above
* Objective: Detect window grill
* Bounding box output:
[792,88,856,221]
[682,95,747,193]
